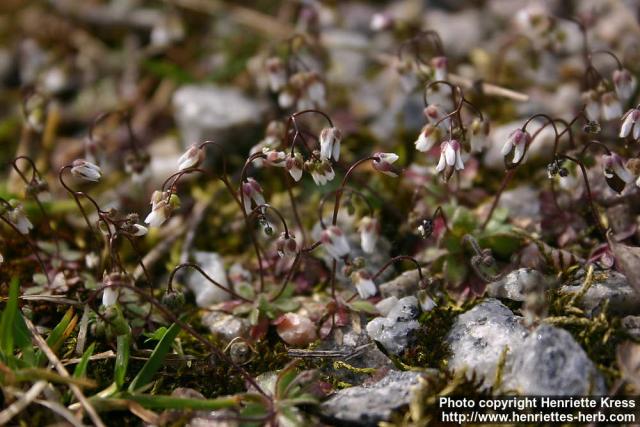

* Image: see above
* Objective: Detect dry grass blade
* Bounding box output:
[23,317,107,427]
[0,380,47,425]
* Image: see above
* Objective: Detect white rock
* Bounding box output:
[366,296,420,355]
[187,252,231,307]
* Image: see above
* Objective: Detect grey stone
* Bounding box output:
[187,252,231,307]
[504,324,606,395]
[560,270,640,316]
[486,268,548,302]
[447,298,605,395]
[320,371,425,426]
[201,312,248,343]
[446,298,527,390]
[622,316,640,340]
[366,296,420,355]
[379,269,421,298]
[172,84,264,146]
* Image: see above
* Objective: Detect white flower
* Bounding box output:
[276,232,297,257]
[102,286,118,307]
[144,199,171,227]
[320,225,350,260]
[613,68,637,100]
[129,224,148,236]
[285,152,304,182]
[241,178,266,214]
[431,56,448,81]
[319,127,342,161]
[582,91,600,122]
[370,13,393,31]
[177,144,204,171]
[70,159,102,182]
[415,124,439,152]
[308,159,335,186]
[352,270,377,299]
[372,152,400,177]
[307,77,326,107]
[601,92,622,121]
[501,129,530,165]
[358,216,380,254]
[436,140,464,172]
[7,204,33,235]
[264,149,287,167]
[278,89,295,109]
[423,104,450,129]
[620,109,640,140]
[265,57,287,92]
[603,153,633,183]
[469,118,490,153]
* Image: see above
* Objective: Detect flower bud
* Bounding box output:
[372,152,400,177]
[70,159,102,182]
[276,232,297,257]
[177,144,205,171]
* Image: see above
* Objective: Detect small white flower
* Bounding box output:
[308,159,335,186]
[130,224,148,236]
[601,92,622,121]
[241,178,266,213]
[278,89,295,109]
[352,270,377,299]
[276,232,297,257]
[177,144,204,171]
[265,57,287,92]
[415,124,439,152]
[613,68,637,101]
[319,127,342,161]
[469,118,490,153]
[307,77,326,107]
[603,153,633,183]
[431,56,448,81]
[144,199,171,227]
[285,152,304,182]
[582,91,600,122]
[320,225,350,260]
[436,140,464,172]
[501,129,530,165]
[70,159,102,182]
[370,13,393,31]
[423,104,450,130]
[372,152,400,177]
[620,109,640,140]
[264,149,287,167]
[102,286,118,307]
[7,204,33,235]
[358,216,380,254]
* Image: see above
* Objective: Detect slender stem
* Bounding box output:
[331,156,379,226]
[558,154,607,239]
[283,171,307,243]
[249,204,291,237]
[481,169,515,230]
[372,255,425,282]
[318,187,373,229]
[166,263,250,302]
[0,215,51,284]
[12,156,60,254]
[58,165,97,237]
[86,282,268,397]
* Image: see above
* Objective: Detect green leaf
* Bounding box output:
[73,342,96,379]
[271,298,300,313]
[120,393,239,410]
[0,277,20,359]
[443,255,469,286]
[276,361,300,399]
[143,327,168,343]
[347,300,378,314]
[36,307,76,366]
[114,334,130,390]
[128,323,180,392]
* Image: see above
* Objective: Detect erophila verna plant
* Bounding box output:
[2,1,640,425]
